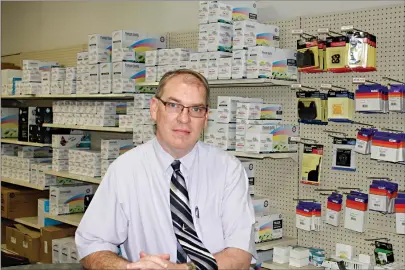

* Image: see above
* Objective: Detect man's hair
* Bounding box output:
[156,69,210,105]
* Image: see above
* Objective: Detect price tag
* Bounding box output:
[290,137,301,142]
[341,25,354,32]
[291,84,302,89]
[353,78,366,84]
[320,84,332,89]
[317,28,330,34]
[292,29,304,35]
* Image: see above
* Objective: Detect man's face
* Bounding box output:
[150,74,208,155]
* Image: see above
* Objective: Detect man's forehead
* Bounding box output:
[166,74,205,88]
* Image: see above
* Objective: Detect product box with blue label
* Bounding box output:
[38,199,63,227]
[254,213,283,243]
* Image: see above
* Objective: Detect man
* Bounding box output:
[75,69,256,269]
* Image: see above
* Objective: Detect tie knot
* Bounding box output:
[171,160,181,172]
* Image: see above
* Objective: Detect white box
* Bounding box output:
[112,48,136,63]
[134,93,153,109]
[233,21,258,50]
[119,115,133,129]
[41,71,51,83]
[171,48,192,65]
[215,123,236,150]
[112,78,134,93]
[23,60,59,71]
[272,48,298,81]
[50,185,96,215]
[52,237,75,263]
[207,52,232,80]
[101,139,133,159]
[208,1,233,24]
[157,49,171,66]
[112,30,142,50]
[133,125,143,144]
[198,52,209,78]
[88,81,100,94]
[88,34,112,51]
[50,81,64,94]
[96,101,117,115]
[199,1,209,24]
[232,2,258,21]
[245,132,273,154]
[247,46,275,79]
[198,24,209,53]
[218,57,232,80]
[60,242,76,263]
[252,195,271,216]
[256,24,280,48]
[145,66,157,82]
[289,257,309,268]
[99,63,112,81]
[254,214,283,243]
[232,49,248,79]
[89,64,100,82]
[52,134,90,149]
[187,53,201,72]
[23,82,42,95]
[88,48,110,64]
[112,62,145,82]
[51,67,66,81]
[290,247,310,259]
[207,23,233,52]
[53,149,69,160]
[66,67,77,81]
[100,79,112,94]
[141,109,155,125]
[23,70,41,82]
[157,65,169,81]
[143,124,156,142]
[63,81,76,94]
[240,159,256,195]
[145,50,158,66]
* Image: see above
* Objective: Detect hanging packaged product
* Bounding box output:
[327,90,354,122]
[348,31,377,72]
[395,193,405,234]
[371,131,405,163]
[354,128,376,155]
[369,180,399,213]
[374,241,395,266]
[296,91,328,125]
[296,201,314,231]
[296,38,320,72]
[388,84,405,112]
[300,144,324,185]
[325,35,350,73]
[317,40,327,72]
[344,191,368,233]
[355,84,389,113]
[325,192,343,227]
[332,137,357,171]
[311,202,322,232]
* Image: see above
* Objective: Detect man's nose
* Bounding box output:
[177,107,191,123]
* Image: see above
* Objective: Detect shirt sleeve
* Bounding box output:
[75,162,128,260]
[221,158,257,258]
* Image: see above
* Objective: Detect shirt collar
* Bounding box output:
[153,137,198,174]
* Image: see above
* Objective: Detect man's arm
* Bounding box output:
[75,163,129,268]
[81,251,129,270]
[215,248,252,269]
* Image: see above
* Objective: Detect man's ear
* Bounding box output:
[150,97,159,122]
[203,107,209,129]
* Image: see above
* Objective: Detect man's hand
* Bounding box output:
[126,252,187,270]
[126,252,170,269]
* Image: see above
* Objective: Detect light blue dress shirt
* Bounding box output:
[75,137,257,264]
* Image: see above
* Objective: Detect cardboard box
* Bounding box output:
[1,186,48,219]
[39,224,76,263]
[6,224,41,262]
[2,219,16,244]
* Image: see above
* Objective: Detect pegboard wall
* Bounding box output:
[167,3,405,263]
[297,3,405,263]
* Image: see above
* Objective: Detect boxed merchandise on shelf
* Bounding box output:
[207,23,233,52]
[101,139,134,159]
[145,50,158,66]
[51,237,75,263]
[51,134,91,149]
[5,224,42,262]
[247,46,275,79]
[38,199,63,227]
[49,184,98,215]
[208,1,233,24]
[39,224,77,263]
[207,51,232,80]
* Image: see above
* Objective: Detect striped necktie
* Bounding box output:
[170,160,218,270]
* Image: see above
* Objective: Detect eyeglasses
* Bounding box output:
[156,97,208,118]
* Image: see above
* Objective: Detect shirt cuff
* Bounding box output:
[77,241,119,261]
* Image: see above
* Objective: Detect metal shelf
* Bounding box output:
[227,151,298,162]
[255,236,297,251]
[43,170,101,184]
[14,216,41,230]
[44,213,83,227]
[0,138,51,147]
[137,78,297,88]
[42,123,132,133]
[261,261,319,270]
[1,93,136,100]
[1,177,48,190]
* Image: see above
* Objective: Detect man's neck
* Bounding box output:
[155,135,194,160]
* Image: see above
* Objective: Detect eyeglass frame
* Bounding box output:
[155,96,208,118]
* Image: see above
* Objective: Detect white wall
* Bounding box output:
[1,1,403,55]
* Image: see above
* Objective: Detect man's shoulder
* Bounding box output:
[197,141,241,165]
[112,140,153,166]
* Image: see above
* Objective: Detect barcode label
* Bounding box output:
[351,217,356,221]
[380,154,386,157]
[362,104,368,108]
[391,102,397,106]
[375,204,380,207]
[329,215,335,219]
[300,221,305,225]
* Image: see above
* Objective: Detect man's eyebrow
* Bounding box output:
[166,97,207,107]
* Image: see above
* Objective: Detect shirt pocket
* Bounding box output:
[194,204,224,254]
